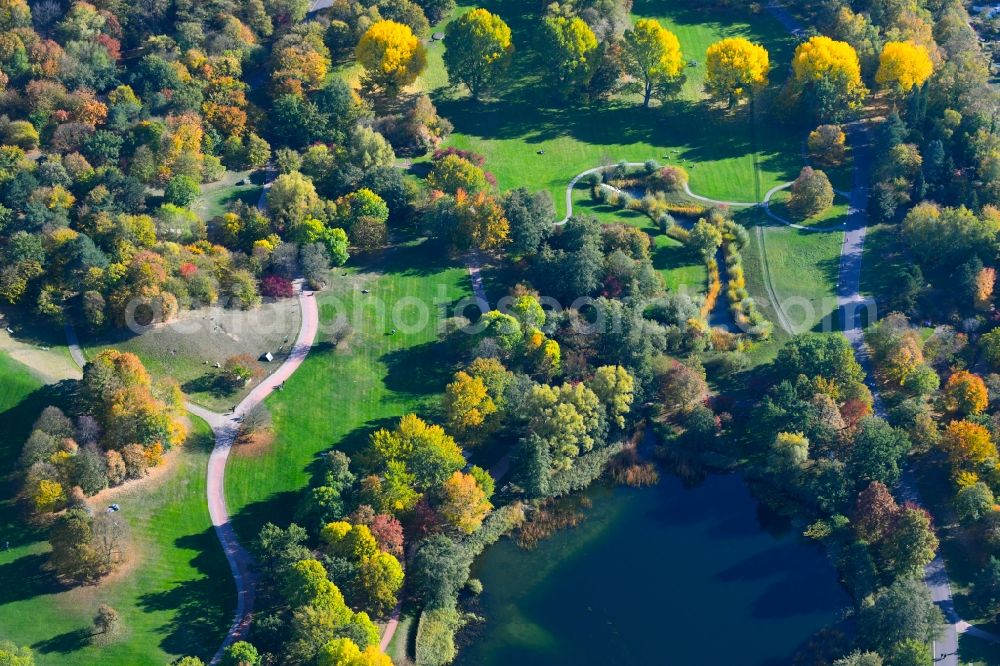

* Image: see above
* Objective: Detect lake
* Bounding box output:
[455,472,849,666]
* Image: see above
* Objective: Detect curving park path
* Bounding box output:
[66,280,321,664]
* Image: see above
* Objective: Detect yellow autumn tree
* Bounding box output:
[439,470,492,533]
[792,36,867,118]
[942,420,998,468]
[356,20,427,98]
[876,41,933,93]
[976,267,996,312]
[33,478,65,513]
[623,18,683,107]
[318,638,392,666]
[524,328,561,380]
[705,37,769,107]
[451,189,509,251]
[442,7,513,101]
[443,370,496,441]
[588,365,635,428]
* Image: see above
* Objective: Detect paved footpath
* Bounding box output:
[66,281,320,664]
[763,2,1000,662]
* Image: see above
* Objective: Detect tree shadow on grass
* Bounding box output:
[0,552,65,605]
[32,627,92,654]
[381,341,458,398]
[181,372,235,400]
[0,381,77,553]
[228,490,301,548]
[136,529,233,661]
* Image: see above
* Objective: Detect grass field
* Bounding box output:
[427,0,801,215]
[80,298,302,411]
[767,190,851,229]
[735,207,843,335]
[0,359,230,665]
[859,223,905,304]
[224,235,472,544]
[190,169,261,223]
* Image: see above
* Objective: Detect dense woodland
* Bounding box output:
[4,0,1000,664]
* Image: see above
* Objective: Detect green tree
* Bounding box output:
[443,8,513,100]
[688,218,723,256]
[849,417,911,488]
[858,577,944,654]
[358,551,404,615]
[221,640,261,666]
[369,414,465,491]
[502,188,554,255]
[972,556,1000,621]
[623,18,683,107]
[410,534,472,608]
[768,432,809,473]
[268,172,321,228]
[0,640,33,666]
[980,328,1000,370]
[956,482,995,525]
[427,154,487,194]
[833,652,883,666]
[879,506,938,578]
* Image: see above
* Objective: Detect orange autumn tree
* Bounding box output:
[942,370,989,416]
[976,267,996,311]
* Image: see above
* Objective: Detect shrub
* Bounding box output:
[261,275,294,299]
[646,165,689,193]
[415,602,462,666]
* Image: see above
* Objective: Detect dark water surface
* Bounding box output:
[456,473,849,666]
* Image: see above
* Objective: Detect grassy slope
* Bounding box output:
[735,206,843,336]
[79,298,302,412]
[224,237,471,543]
[428,0,800,216]
[0,397,231,665]
[190,169,261,223]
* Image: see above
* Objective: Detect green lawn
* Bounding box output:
[859,223,905,302]
[960,631,1000,665]
[427,0,802,216]
[0,392,231,665]
[736,208,843,335]
[224,236,472,543]
[190,169,261,222]
[767,190,851,229]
